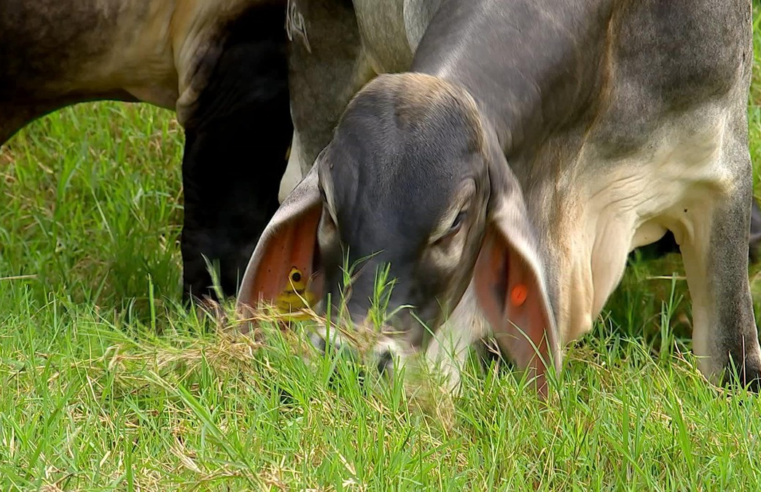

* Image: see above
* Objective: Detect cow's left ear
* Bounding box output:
[236,165,324,324]
[472,136,562,398]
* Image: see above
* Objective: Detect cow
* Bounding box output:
[236,0,761,397]
[0,0,293,303]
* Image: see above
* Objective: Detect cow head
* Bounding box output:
[236,73,561,396]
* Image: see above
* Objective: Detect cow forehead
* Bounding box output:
[322,141,468,249]
[325,75,485,194]
[319,75,487,237]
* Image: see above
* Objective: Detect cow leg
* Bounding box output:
[749,198,761,263]
[634,199,761,264]
[179,7,292,303]
[284,0,376,189]
[278,127,302,202]
[678,140,761,391]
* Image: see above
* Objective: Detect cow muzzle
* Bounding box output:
[307,317,417,382]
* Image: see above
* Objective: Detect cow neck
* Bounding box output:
[410,0,611,161]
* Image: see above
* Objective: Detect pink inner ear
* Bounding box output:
[241,205,323,310]
[474,228,555,398]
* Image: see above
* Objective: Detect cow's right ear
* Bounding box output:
[235,165,324,324]
[472,129,562,398]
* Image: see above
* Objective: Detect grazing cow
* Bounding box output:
[0,0,292,302]
[238,0,761,396]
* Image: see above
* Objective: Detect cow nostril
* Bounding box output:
[376,351,394,376]
[309,332,328,353]
[309,331,358,361]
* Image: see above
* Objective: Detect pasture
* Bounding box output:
[4,12,761,492]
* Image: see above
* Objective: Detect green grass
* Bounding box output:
[4,18,761,492]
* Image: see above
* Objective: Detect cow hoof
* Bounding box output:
[721,360,761,393]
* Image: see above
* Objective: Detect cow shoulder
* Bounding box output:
[589,0,750,160]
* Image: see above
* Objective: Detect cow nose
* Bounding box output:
[308,321,405,382]
[308,327,358,362]
[308,330,330,353]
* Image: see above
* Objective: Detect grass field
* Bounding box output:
[4,15,761,492]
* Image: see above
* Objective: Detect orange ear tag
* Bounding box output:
[511,284,528,307]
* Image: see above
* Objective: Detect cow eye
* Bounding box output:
[431,210,467,248]
[434,211,467,246]
[449,211,467,234]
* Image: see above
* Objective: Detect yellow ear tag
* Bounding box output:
[274,267,316,321]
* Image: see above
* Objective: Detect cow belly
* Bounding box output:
[0,0,177,109]
[552,104,734,343]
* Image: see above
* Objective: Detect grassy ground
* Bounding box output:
[4,17,761,492]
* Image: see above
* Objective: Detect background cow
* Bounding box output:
[239,0,761,395]
[1,0,292,303]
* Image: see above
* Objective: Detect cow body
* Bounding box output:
[1,0,292,301]
[240,0,761,395]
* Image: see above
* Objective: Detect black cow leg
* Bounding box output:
[750,197,761,264]
[179,4,292,304]
[180,117,291,304]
